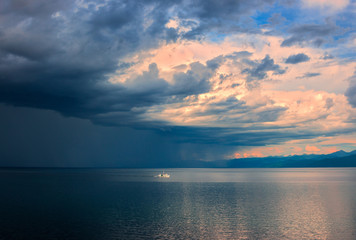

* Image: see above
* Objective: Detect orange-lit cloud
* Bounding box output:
[243,152,264,158]
[230,141,348,159]
[324,147,338,154]
[292,146,303,153]
[306,145,321,152]
[112,33,356,132]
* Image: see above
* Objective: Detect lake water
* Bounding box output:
[0,168,355,239]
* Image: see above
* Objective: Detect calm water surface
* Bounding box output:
[0,168,355,239]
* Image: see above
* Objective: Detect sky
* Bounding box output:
[0,0,356,167]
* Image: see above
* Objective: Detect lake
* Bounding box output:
[0,168,355,239]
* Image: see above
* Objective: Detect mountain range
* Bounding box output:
[167,150,356,168]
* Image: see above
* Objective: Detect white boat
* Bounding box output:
[156,172,170,178]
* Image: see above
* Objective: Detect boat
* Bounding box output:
[156,172,170,178]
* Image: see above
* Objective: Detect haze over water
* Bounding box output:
[0,168,355,239]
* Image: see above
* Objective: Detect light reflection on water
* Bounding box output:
[102,168,356,182]
[0,168,355,239]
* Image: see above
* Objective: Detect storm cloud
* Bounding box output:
[0,0,276,127]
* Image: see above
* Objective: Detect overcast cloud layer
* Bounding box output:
[0,0,356,166]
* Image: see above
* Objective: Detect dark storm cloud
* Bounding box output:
[0,0,151,122]
[0,0,277,127]
[0,0,73,17]
[2,103,352,167]
[281,23,339,47]
[3,0,348,167]
[0,0,204,127]
[242,55,286,81]
[285,53,310,64]
[0,104,181,167]
[0,102,319,167]
[157,124,331,147]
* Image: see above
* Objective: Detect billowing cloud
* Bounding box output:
[242,55,286,81]
[305,145,321,152]
[171,62,213,95]
[285,53,310,64]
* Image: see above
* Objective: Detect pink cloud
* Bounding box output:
[243,152,264,158]
[301,0,349,12]
[324,147,338,154]
[305,145,321,152]
[292,146,303,152]
[266,147,282,155]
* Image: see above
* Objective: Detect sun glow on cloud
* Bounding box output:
[232,144,340,159]
[112,35,356,127]
[107,30,356,158]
